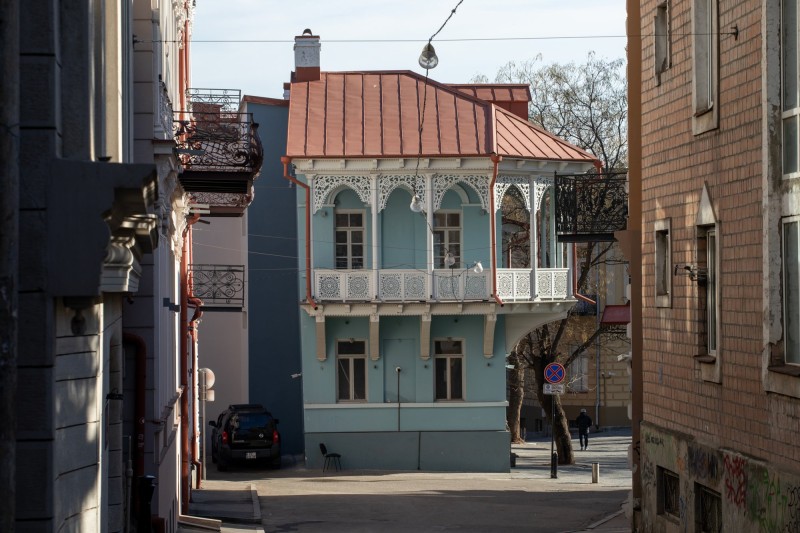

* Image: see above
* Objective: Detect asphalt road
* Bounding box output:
[205,428,633,533]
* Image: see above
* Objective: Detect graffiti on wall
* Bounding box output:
[723,452,800,533]
[724,454,748,509]
[687,444,720,484]
[641,459,655,488]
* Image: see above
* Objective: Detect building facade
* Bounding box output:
[8,2,261,531]
[283,33,599,471]
[637,0,800,531]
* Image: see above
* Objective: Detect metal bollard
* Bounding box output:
[592,462,600,483]
[551,451,558,478]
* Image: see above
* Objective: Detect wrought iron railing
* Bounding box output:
[554,170,628,242]
[173,112,263,175]
[190,264,245,308]
[186,88,241,114]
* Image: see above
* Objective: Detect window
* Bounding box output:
[335,211,364,269]
[433,212,461,269]
[706,229,717,355]
[695,484,722,533]
[654,1,671,84]
[657,467,680,518]
[783,0,800,177]
[655,219,672,307]
[567,353,589,392]
[434,339,464,400]
[784,219,800,364]
[337,340,367,401]
[692,0,719,133]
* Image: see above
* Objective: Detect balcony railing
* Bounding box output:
[190,264,245,308]
[554,170,628,242]
[313,268,570,303]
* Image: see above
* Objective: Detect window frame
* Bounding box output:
[336,339,368,402]
[434,339,465,401]
[657,467,681,519]
[705,228,718,356]
[654,0,672,84]
[334,209,366,270]
[782,0,800,179]
[695,484,722,533]
[433,210,462,269]
[692,0,719,134]
[782,217,800,365]
[655,219,672,308]
[567,353,589,393]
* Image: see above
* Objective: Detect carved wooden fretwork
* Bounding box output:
[533,176,553,213]
[494,176,531,212]
[312,175,373,213]
[377,175,426,212]
[433,174,490,212]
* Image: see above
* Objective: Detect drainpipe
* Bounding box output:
[281,156,318,309]
[489,154,504,307]
[180,213,200,512]
[187,295,204,489]
[123,332,148,478]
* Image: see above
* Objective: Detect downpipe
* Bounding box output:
[281,156,318,309]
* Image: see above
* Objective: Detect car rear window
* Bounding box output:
[233,413,271,430]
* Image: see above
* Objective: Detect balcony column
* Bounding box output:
[425,173,434,284]
[529,175,538,299]
[372,173,379,299]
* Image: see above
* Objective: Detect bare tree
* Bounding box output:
[480,54,628,462]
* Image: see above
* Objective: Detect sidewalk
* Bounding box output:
[179,482,264,533]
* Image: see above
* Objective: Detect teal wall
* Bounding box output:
[295,176,514,471]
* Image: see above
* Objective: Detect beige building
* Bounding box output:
[634,0,800,531]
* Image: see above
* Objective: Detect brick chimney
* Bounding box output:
[293,29,321,83]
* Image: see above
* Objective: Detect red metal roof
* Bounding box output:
[286,70,597,164]
[600,304,631,325]
[448,83,532,103]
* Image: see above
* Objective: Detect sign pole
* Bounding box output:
[544,361,564,479]
[550,396,558,478]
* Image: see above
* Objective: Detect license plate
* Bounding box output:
[246,452,257,460]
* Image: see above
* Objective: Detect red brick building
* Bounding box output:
[636,0,800,531]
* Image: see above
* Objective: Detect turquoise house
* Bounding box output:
[283,32,598,472]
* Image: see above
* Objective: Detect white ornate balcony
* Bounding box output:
[313,268,570,303]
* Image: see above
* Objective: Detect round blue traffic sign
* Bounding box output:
[544,362,566,384]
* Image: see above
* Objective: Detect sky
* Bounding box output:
[190,0,628,100]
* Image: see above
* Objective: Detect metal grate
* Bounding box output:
[661,469,680,517]
[697,485,722,533]
[190,264,245,308]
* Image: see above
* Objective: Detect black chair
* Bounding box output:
[319,443,341,472]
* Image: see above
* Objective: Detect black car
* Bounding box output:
[209,404,281,470]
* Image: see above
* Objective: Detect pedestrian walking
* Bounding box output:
[576,408,592,450]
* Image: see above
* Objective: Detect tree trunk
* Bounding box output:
[507,349,525,443]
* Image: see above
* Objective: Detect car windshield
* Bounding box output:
[234,413,270,431]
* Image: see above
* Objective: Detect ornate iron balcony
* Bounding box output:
[190,264,245,308]
[554,171,628,242]
[173,89,263,216]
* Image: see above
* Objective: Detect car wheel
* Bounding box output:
[217,456,228,472]
[270,457,282,470]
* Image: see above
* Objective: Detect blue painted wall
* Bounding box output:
[245,101,305,455]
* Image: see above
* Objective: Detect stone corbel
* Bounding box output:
[315,315,327,361]
[483,314,497,358]
[369,314,380,361]
[47,159,158,298]
[420,313,432,360]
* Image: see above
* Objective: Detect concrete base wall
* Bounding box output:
[305,430,510,473]
[640,423,800,533]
